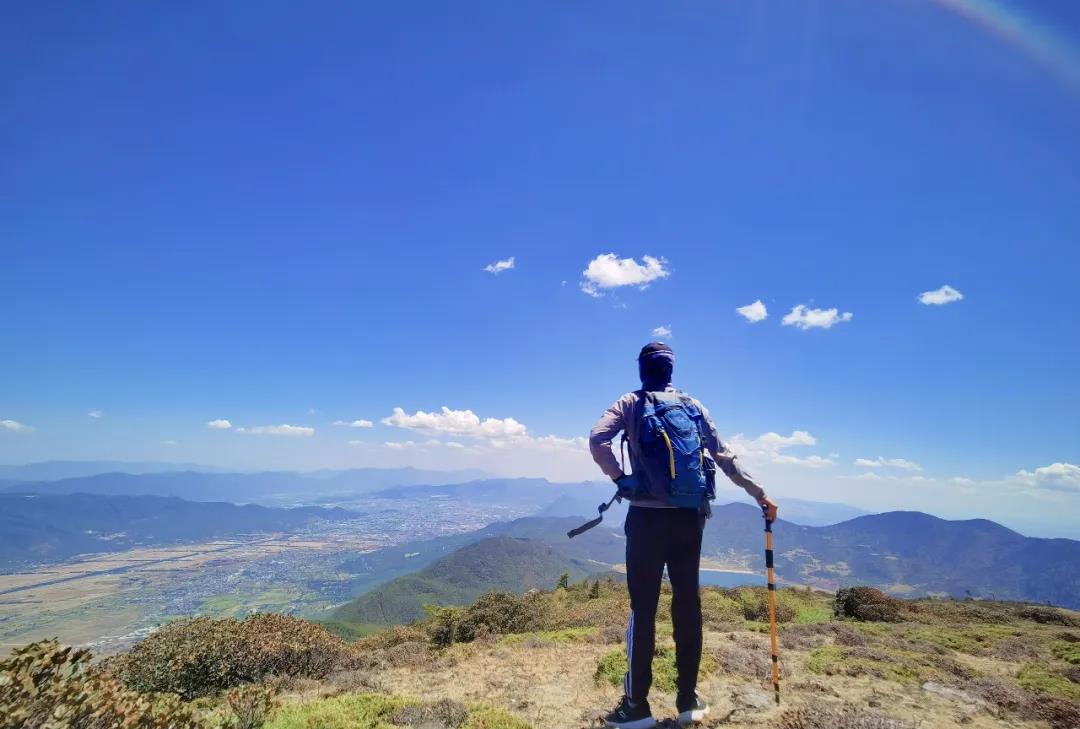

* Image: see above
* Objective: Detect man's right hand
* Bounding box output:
[759,496,778,522]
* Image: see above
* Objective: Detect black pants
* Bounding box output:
[623,505,705,702]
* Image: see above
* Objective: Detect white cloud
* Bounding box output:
[919,284,964,306]
[773,454,835,469]
[735,300,768,323]
[726,430,834,468]
[949,477,976,486]
[334,419,374,428]
[444,441,465,449]
[88,410,104,419]
[383,440,416,450]
[580,253,669,297]
[1,419,33,433]
[1014,462,1080,493]
[651,325,672,338]
[237,424,315,437]
[483,256,515,274]
[382,406,527,440]
[854,457,923,472]
[207,419,233,430]
[782,304,853,330]
[162,439,179,446]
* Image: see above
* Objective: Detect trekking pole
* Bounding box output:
[763,506,781,705]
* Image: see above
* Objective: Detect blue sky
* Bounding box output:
[2,2,1079,536]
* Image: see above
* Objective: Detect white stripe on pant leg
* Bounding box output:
[624,610,634,698]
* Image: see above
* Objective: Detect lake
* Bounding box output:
[698,569,766,588]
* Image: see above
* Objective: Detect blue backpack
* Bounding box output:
[625,390,714,508]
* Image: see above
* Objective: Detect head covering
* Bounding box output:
[638,341,674,391]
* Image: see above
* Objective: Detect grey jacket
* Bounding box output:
[588,387,768,507]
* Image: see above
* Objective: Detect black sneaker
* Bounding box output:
[676,692,709,725]
[603,696,656,729]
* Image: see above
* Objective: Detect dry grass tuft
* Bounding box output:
[778,701,916,729]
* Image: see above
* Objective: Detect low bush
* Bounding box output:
[224,684,277,729]
[834,587,909,623]
[1016,606,1079,627]
[112,613,357,699]
[700,590,743,626]
[710,633,770,679]
[391,697,469,727]
[735,588,798,623]
[1032,697,1080,729]
[264,693,406,729]
[0,640,198,729]
[425,591,548,647]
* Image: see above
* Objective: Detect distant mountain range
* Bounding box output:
[0,493,361,571]
[333,536,597,624]
[1,467,499,503]
[0,460,223,481]
[339,504,1080,609]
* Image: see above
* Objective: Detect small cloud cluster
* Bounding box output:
[382,405,585,456]
[580,253,669,297]
[854,456,923,472]
[483,256,515,274]
[236,424,315,437]
[1014,462,1080,493]
[651,325,672,338]
[726,429,834,468]
[207,418,313,436]
[334,419,374,428]
[382,406,527,440]
[87,410,104,419]
[735,300,768,323]
[782,304,853,330]
[919,284,964,306]
[1,419,33,433]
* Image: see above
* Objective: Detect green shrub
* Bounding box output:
[741,590,798,623]
[594,647,716,692]
[456,591,548,642]
[834,587,909,622]
[804,645,844,675]
[112,613,357,699]
[0,640,198,729]
[700,590,744,625]
[263,694,532,729]
[1051,640,1080,665]
[264,693,406,729]
[1018,663,1080,700]
[426,591,549,646]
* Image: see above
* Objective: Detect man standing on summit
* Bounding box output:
[590,342,779,728]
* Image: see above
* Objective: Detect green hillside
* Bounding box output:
[333,536,596,624]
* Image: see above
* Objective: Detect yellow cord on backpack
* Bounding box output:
[660,430,676,479]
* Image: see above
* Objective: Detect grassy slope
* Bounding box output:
[323,583,1080,729]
